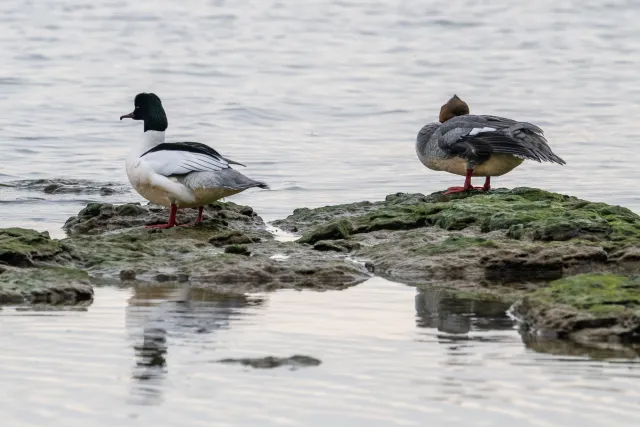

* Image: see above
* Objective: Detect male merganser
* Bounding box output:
[120,93,268,229]
[416,95,565,195]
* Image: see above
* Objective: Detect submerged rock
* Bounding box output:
[217,355,321,369]
[7,178,129,196]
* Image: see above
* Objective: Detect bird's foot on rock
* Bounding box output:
[444,186,473,195]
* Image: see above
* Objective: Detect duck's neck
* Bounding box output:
[134,130,165,155]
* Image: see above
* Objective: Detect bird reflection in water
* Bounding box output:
[414,287,513,335]
[126,284,264,405]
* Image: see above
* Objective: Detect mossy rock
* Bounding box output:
[298,219,354,245]
[0,228,65,266]
[511,273,640,347]
[208,230,257,247]
[224,244,251,256]
[412,236,497,255]
[526,274,640,316]
[290,188,640,249]
[0,266,93,304]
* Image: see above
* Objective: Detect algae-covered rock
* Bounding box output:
[298,219,354,245]
[0,266,93,304]
[208,230,259,247]
[64,201,269,236]
[272,188,640,293]
[224,244,251,256]
[63,227,369,293]
[287,187,640,245]
[0,228,66,266]
[511,274,640,347]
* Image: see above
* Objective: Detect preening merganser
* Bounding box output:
[416,95,565,195]
[120,93,268,229]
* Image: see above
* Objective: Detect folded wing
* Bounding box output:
[437,115,566,165]
[140,142,246,177]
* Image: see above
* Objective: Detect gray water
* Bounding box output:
[2,279,640,427]
[2,0,640,425]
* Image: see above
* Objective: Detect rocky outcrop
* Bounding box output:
[510,274,640,354]
[278,188,640,292]
[274,187,640,348]
[4,186,640,353]
[1,200,370,305]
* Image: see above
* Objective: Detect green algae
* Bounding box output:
[296,188,640,248]
[0,228,64,266]
[412,236,497,255]
[0,266,92,304]
[298,219,354,245]
[528,274,640,316]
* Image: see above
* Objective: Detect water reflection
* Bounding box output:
[414,287,513,335]
[126,285,265,405]
[521,331,640,360]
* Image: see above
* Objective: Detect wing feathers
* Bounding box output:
[438,115,565,165]
[140,142,245,177]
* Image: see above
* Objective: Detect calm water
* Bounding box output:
[2,0,640,424]
[2,278,640,427]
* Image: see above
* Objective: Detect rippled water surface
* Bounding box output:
[2,279,640,426]
[2,0,640,425]
[2,0,640,234]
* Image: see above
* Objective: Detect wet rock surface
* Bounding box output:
[510,274,640,350]
[217,355,321,369]
[1,200,370,305]
[63,201,269,236]
[278,188,640,289]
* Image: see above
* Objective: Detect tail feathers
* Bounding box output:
[506,124,566,165]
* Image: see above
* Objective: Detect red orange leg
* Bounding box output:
[146,203,178,229]
[179,206,204,227]
[444,169,474,195]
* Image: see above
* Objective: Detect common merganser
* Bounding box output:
[120,93,268,229]
[416,95,565,195]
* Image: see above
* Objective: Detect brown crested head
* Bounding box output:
[439,94,470,123]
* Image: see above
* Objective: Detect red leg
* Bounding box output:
[444,169,474,195]
[194,206,204,224]
[146,203,178,229]
[481,176,491,192]
[179,206,204,227]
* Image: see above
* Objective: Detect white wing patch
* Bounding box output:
[468,127,497,136]
[142,150,230,177]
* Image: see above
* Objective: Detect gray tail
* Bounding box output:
[506,123,566,165]
[254,181,269,190]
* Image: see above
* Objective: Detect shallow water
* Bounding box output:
[2,0,640,424]
[2,278,640,427]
